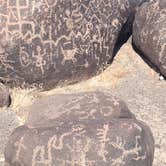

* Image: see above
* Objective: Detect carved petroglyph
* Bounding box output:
[20,47,32,67]
[5,120,153,166]
[133,0,166,76]
[0,52,14,72]
[14,136,27,161]
[32,131,72,166]
[70,136,91,165]
[0,0,145,87]
[61,47,77,65]
[33,46,47,74]
[97,124,110,162]
[4,92,154,165]
[45,0,58,8]
[110,135,146,165]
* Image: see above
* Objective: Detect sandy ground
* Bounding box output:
[0,40,165,166]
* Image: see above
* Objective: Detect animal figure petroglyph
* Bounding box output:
[0,0,147,89]
[5,91,154,166]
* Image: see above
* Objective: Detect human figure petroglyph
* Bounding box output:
[14,136,27,161]
[0,0,148,88]
[110,135,146,166]
[32,132,72,166]
[33,46,47,74]
[96,124,110,162]
[4,91,154,166]
[5,120,154,166]
[32,125,87,166]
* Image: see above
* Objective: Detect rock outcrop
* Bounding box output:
[133,0,166,77]
[0,0,147,89]
[5,91,154,166]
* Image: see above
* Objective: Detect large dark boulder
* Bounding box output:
[5,91,154,166]
[0,0,147,89]
[132,0,166,77]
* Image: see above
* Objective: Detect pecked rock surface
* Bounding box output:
[132,0,166,77]
[25,91,135,127]
[5,91,154,166]
[0,0,147,89]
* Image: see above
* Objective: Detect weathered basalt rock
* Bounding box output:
[132,0,166,77]
[0,0,147,89]
[5,91,154,166]
[25,91,135,127]
[0,83,10,107]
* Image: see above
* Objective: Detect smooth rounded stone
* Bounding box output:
[132,0,166,77]
[4,91,154,166]
[0,83,10,107]
[0,0,147,89]
[25,91,135,128]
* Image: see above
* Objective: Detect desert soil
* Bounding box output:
[0,39,165,166]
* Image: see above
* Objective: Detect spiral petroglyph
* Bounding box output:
[0,0,147,89]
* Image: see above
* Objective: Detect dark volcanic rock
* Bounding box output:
[5,91,154,166]
[0,0,147,89]
[132,0,166,77]
[25,91,135,128]
[0,83,10,107]
[5,120,154,166]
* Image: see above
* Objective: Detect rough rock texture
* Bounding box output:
[0,39,165,166]
[5,91,154,166]
[0,109,21,160]
[25,91,135,127]
[0,83,10,107]
[0,0,147,89]
[132,0,166,77]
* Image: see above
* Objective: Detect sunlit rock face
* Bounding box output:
[0,0,147,89]
[133,0,166,77]
[5,91,154,166]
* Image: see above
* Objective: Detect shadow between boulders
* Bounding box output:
[132,41,166,79]
[108,14,135,64]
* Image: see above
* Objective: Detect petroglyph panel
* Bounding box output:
[5,91,154,166]
[25,91,135,128]
[133,0,166,77]
[5,119,154,166]
[0,0,147,88]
